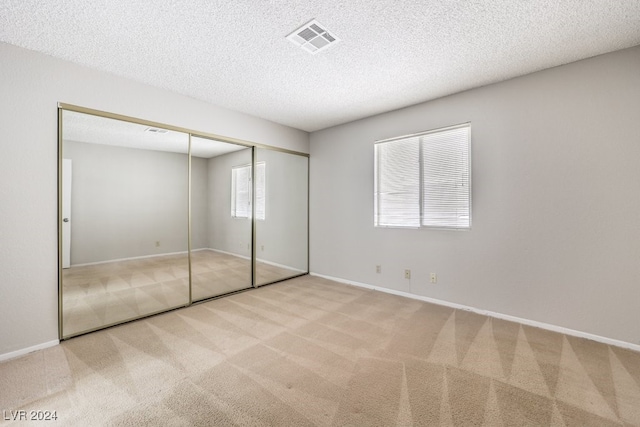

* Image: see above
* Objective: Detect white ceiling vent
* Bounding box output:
[144,127,168,134]
[286,19,340,54]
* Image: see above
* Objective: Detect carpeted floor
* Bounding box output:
[62,250,300,337]
[2,275,639,426]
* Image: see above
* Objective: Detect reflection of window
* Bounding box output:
[374,124,471,229]
[231,162,265,220]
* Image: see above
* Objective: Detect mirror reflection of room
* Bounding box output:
[190,136,253,301]
[60,108,310,339]
[61,111,190,337]
[255,148,309,285]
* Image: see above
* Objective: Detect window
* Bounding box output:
[231,162,265,220]
[374,123,471,229]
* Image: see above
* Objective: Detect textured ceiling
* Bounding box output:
[2,1,640,132]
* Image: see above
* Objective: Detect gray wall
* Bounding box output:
[63,140,310,268]
[310,45,640,346]
[191,156,209,250]
[255,148,308,271]
[64,141,190,264]
[0,41,308,359]
[205,148,308,271]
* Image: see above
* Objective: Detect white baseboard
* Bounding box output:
[0,340,59,363]
[310,272,640,353]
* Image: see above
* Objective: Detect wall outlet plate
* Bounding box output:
[404,269,411,279]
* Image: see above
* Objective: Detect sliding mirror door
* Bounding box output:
[60,110,189,338]
[60,106,311,338]
[190,136,253,301]
[255,148,309,285]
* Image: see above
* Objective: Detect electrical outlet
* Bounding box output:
[261,245,264,251]
[404,269,411,279]
[376,265,381,274]
[430,273,437,284]
[155,241,160,247]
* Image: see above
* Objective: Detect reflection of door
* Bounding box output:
[62,159,72,268]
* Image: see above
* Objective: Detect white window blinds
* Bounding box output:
[231,165,251,218]
[231,162,266,220]
[374,123,471,229]
[374,137,420,227]
[421,126,471,228]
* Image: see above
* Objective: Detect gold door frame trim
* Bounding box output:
[57,108,64,339]
[188,134,193,305]
[251,147,257,288]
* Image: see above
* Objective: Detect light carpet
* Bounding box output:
[62,250,300,337]
[1,275,639,426]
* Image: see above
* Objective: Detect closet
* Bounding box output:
[58,105,308,339]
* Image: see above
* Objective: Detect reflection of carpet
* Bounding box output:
[62,250,303,337]
[192,250,302,300]
[4,275,639,425]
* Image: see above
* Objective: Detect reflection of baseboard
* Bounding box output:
[207,248,305,273]
[73,248,305,274]
[207,248,251,261]
[72,250,189,267]
[256,258,306,274]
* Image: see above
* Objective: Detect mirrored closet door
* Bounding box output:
[59,106,309,339]
[190,136,253,301]
[254,148,309,286]
[60,110,190,338]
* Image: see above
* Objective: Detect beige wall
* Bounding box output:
[310,45,640,346]
[0,41,308,359]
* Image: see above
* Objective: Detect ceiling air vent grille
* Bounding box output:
[286,19,340,54]
[144,127,168,134]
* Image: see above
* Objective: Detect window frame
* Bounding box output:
[231,161,266,220]
[374,122,471,230]
[254,161,266,221]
